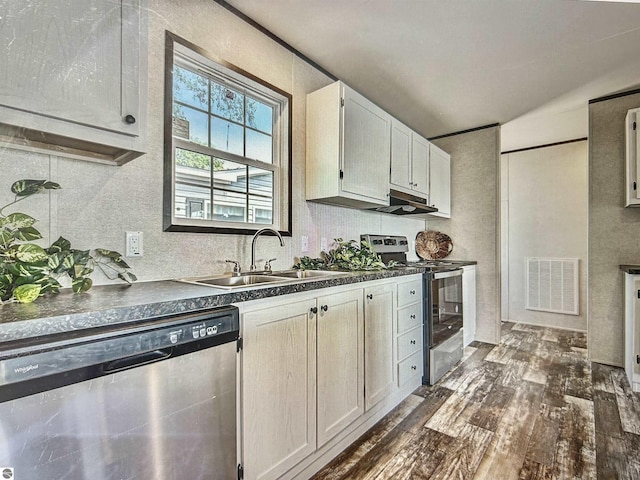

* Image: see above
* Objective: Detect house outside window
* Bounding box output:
[164,33,292,235]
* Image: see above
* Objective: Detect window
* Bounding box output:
[164,33,292,235]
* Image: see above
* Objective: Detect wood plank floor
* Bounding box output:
[312,322,640,480]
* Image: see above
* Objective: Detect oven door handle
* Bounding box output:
[433,268,463,280]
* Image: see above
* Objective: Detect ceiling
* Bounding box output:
[223,0,640,150]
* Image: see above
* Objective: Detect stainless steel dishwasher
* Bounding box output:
[0,305,239,480]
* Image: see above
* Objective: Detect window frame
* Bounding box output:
[163,31,292,236]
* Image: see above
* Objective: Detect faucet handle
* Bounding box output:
[225,259,241,275]
[264,258,277,272]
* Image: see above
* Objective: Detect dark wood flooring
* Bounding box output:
[312,322,640,479]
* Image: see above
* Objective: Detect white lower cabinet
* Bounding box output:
[364,282,396,411]
[242,299,317,480]
[317,289,364,446]
[239,275,423,480]
[396,276,424,387]
[624,273,640,392]
[462,265,477,347]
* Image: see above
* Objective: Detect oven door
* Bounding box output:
[428,268,463,347]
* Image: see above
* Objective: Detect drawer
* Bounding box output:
[430,330,463,384]
[397,325,422,361]
[398,350,422,387]
[397,302,422,334]
[397,278,422,308]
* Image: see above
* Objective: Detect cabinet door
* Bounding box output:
[429,143,451,218]
[364,283,396,411]
[390,120,412,192]
[411,133,430,197]
[625,108,640,206]
[316,288,364,447]
[0,0,142,139]
[341,86,391,205]
[242,300,317,480]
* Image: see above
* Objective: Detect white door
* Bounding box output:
[390,120,412,192]
[411,134,430,197]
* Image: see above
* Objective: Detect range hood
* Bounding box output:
[369,189,438,215]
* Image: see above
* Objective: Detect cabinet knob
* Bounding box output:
[410,290,416,295]
[410,340,416,345]
[321,305,328,312]
[310,306,318,314]
[410,314,416,319]
[411,365,417,370]
[124,114,136,124]
[366,294,373,300]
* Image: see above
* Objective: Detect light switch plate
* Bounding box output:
[301,235,309,253]
[320,237,328,252]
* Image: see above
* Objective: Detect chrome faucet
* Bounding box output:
[250,228,285,271]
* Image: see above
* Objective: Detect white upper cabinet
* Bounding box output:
[0,0,146,165]
[390,119,430,199]
[625,107,640,207]
[428,143,451,218]
[306,81,391,208]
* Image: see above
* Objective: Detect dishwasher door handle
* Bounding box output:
[103,348,173,373]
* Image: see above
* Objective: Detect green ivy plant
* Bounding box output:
[294,238,393,271]
[0,179,136,304]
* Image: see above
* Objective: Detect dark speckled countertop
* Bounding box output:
[0,268,427,353]
[621,265,640,274]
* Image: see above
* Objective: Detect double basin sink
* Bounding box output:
[178,269,350,290]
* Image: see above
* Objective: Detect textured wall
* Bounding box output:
[589,91,640,366]
[428,126,501,344]
[0,0,427,286]
[502,141,588,331]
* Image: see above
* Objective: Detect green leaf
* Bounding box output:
[13,283,42,303]
[95,248,123,259]
[72,277,92,293]
[72,249,91,265]
[49,236,72,253]
[0,228,16,246]
[112,257,131,269]
[118,272,137,284]
[2,213,37,228]
[15,226,43,241]
[15,244,48,263]
[11,179,61,197]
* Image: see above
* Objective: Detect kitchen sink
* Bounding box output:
[177,269,350,290]
[270,270,350,279]
[178,274,287,289]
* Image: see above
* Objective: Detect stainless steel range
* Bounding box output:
[361,234,464,385]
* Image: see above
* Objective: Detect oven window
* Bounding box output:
[431,274,463,345]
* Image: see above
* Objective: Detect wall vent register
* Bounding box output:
[526,257,579,315]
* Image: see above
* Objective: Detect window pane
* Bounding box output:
[173,104,208,146]
[248,166,273,197]
[173,66,208,110]
[211,82,244,123]
[175,148,211,172]
[174,183,211,220]
[246,129,272,164]
[214,159,247,194]
[211,117,243,156]
[249,195,273,224]
[246,98,273,134]
[213,190,246,223]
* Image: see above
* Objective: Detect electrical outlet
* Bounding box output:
[320,237,328,252]
[301,235,309,253]
[125,231,143,257]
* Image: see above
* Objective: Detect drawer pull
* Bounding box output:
[366,294,373,300]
